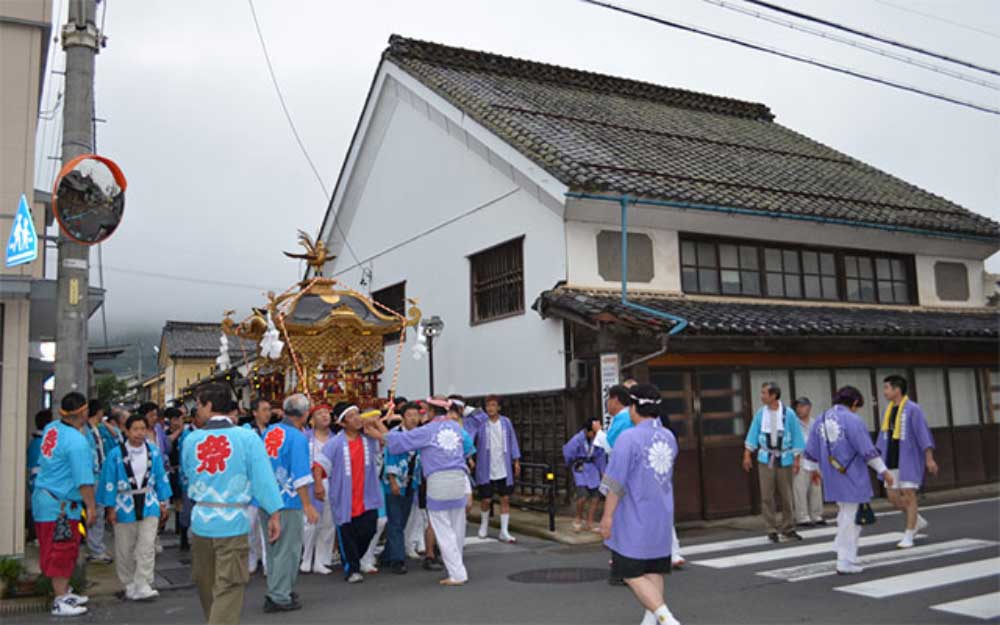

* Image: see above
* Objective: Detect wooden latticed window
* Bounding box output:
[371,282,406,345]
[470,237,524,324]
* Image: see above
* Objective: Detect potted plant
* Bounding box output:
[0,557,24,598]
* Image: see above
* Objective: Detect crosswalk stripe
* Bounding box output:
[931,592,1000,620]
[682,526,839,557]
[835,557,1000,598]
[463,537,497,546]
[691,532,918,569]
[758,538,997,582]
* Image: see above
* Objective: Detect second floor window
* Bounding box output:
[680,235,913,305]
[371,282,406,345]
[470,237,524,324]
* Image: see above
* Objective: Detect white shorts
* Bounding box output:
[886,469,919,490]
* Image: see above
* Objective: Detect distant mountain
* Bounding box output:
[90,330,160,378]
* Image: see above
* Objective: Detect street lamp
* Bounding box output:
[421,316,444,395]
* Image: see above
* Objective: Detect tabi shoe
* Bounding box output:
[896,534,915,549]
[313,563,333,575]
[572,520,583,532]
[439,578,467,586]
[671,557,686,569]
[130,586,159,602]
[391,562,408,575]
[87,552,113,564]
[836,563,865,575]
[263,596,302,613]
[498,532,517,544]
[361,564,379,574]
[477,526,489,539]
[52,597,87,617]
[64,592,88,606]
[406,549,421,560]
[346,572,364,584]
[767,533,780,543]
[781,531,804,542]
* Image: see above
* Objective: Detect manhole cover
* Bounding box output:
[507,567,608,584]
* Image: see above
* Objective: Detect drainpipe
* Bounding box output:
[616,194,689,370]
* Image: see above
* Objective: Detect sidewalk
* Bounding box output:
[477,482,1000,545]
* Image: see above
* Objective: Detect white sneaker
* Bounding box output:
[64,592,89,606]
[896,534,915,549]
[477,526,488,539]
[312,563,332,575]
[130,586,159,601]
[52,597,87,616]
[346,572,364,584]
[836,563,864,575]
[498,532,517,544]
[299,561,312,574]
[124,582,136,600]
[405,549,420,560]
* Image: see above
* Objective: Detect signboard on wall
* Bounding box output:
[599,352,620,428]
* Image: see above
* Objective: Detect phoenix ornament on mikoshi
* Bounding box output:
[283,230,332,277]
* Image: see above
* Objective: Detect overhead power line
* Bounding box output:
[245,0,362,269]
[698,0,1000,90]
[742,0,1000,77]
[872,0,1000,41]
[578,0,1000,116]
[103,265,275,291]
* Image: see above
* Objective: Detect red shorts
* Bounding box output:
[35,521,81,579]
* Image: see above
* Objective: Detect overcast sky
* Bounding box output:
[32,0,1000,340]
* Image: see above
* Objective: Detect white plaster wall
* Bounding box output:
[325,78,567,398]
[915,256,987,307]
[566,198,998,308]
[566,220,680,293]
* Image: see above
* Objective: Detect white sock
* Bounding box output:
[654,605,675,624]
[903,528,915,540]
[640,610,657,625]
[500,513,510,535]
[480,513,490,532]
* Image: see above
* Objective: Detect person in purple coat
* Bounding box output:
[600,383,681,625]
[877,375,938,549]
[472,395,521,543]
[801,386,895,575]
[319,403,384,584]
[563,417,606,532]
[367,397,472,586]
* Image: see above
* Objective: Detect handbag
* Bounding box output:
[855,503,877,526]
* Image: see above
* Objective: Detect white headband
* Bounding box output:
[630,396,659,405]
[337,405,359,423]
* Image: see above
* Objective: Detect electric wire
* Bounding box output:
[742,0,1000,77]
[246,0,362,272]
[699,0,1000,90]
[103,265,276,291]
[871,0,1000,41]
[579,0,1000,116]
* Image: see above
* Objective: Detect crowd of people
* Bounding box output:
[26,373,936,625]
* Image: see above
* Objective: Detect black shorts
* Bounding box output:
[418,481,427,510]
[575,486,602,500]
[169,473,182,502]
[477,478,514,499]
[610,550,672,580]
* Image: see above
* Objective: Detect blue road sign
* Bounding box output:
[6,194,38,268]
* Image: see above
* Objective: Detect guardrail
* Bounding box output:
[487,461,557,532]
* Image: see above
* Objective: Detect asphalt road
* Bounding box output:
[22,497,1000,625]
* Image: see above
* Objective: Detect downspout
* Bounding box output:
[616,195,689,370]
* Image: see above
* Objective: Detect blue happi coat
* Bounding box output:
[31,421,94,522]
[99,441,173,523]
[744,403,805,467]
[181,417,283,538]
[262,420,313,510]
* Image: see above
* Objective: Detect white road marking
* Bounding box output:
[931,592,1000,620]
[758,538,997,582]
[691,532,919,569]
[683,526,839,556]
[835,557,1000,598]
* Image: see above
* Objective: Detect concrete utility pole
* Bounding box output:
[54,0,100,400]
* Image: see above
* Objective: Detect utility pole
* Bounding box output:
[54,0,100,400]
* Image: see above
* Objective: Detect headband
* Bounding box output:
[310,403,332,416]
[629,395,659,406]
[449,398,465,408]
[336,404,359,423]
[59,405,88,418]
[425,397,451,410]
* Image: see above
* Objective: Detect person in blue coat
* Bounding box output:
[27,409,52,496]
[742,382,806,543]
[100,414,172,601]
[181,383,283,625]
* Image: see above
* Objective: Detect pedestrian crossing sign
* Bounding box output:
[5,194,38,268]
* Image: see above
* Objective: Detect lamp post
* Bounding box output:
[421,316,444,396]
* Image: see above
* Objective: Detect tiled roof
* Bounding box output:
[160,321,256,359]
[534,287,1000,338]
[385,36,1000,239]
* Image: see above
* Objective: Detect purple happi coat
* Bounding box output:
[319,431,383,525]
[803,405,882,503]
[563,430,606,489]
[472,416,521,487]
[600,419,678,560]
[386,418,469,511]
[875,399,935,486]
[304,427,333,511]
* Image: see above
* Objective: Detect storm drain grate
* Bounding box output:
[507,567,608,584]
